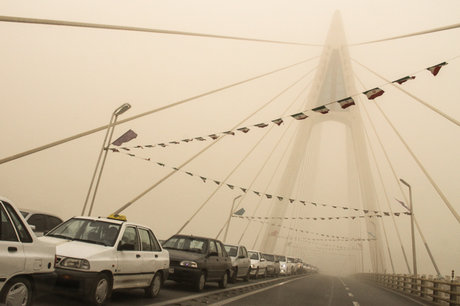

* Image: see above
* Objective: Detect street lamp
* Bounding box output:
[81,103,131,216]
[223,195,242,243]
[400,178,417,285]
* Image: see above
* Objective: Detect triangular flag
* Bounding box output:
[223,131,235,136]
[195,137,206,141]
[227,184,234,190]
[209,134,219,140]
[237,127,250,133]
[254,123,268,128]
[265,194,272,199]
[337,97,355,109]
[233,208,245,216]
[112,129,138,146]
[291,112,308,120]
[200,176,207,183]
[312,105,329,114]
[363,88,385,100]
[393,76,416,84]
[426,62,447,76]
[277,196,283,201]
[272,118,284,126]
[240,187,247,193]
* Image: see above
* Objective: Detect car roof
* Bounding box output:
[18,208,62,219]
[70,215,152,228]
[169,234,217,241]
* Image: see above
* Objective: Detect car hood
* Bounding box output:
[166,249,205,261]
[40,236,111,258]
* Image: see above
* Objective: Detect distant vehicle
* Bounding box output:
[287,257,297,274]
[261,253,279,277]
[224,244,251,282]
[41,214,169,305]
[20,209,63,236]
[248,250,267,278]
[163,235,232,291]
[0,197,55,306]
[277,255,291,276]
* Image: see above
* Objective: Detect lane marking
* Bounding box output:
[345,287,350,291]
[348,292,354,297]
[352,302,360,306]
[338,277,347,287]
[210,275,312,305]
[327,276,335,306]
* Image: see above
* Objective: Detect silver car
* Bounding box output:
[248,250,268,278]
[224,244,251,282]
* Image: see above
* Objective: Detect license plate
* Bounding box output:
[169,268,174,274]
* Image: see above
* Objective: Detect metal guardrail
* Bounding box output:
[358,273,460,306]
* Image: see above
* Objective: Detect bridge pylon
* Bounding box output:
[259,11,386,273]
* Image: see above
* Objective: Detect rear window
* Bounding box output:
[248,251,259,260]
[224,245,237,257]
[3,202,32,243]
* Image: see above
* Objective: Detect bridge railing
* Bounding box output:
[357,273,460,306]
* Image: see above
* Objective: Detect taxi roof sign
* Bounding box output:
[107,214,127,221]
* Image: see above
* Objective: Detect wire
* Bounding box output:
[350,22,460,46]
[0,15,322,47]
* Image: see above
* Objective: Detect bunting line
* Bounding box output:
[110,149,407,216]
[249,219,374,241]
[115,59,455,151]
[233,213,409,221]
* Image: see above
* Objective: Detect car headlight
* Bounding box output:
[251,264,256,268]
[180,261,198,268]
[60,257,90,270]
[281,264,286,268]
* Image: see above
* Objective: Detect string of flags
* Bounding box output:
[247,219,376,241]
[233,212,409,222]
[111,61,449,151]
[110,149,406,216]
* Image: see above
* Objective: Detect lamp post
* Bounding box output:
[81,103,131,216]
[400,178,417,285]
[223,195,242,243]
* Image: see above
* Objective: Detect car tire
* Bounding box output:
[229,268,237,283]
[194,272,206,292]
[1,277,32,306]
[243,269,249,282]
[145,272,162,298]
[89,273,111,306]
[218,271,228,289]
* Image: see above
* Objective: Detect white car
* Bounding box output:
[41,215,169,305]
[224,244,251,283]
[248,250,267,278]
[0,197,56,306]
[278,255,291,276]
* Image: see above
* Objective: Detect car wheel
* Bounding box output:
[229,268,237,283]
[194,272,206,292]
[89,273,111,306]
[218,271,228,288]
[243,269,249,282]
[145,272,162,298]
[2,277,32,306]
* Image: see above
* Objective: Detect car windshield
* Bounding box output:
[46,218,121,247]
[288,257,295,262]
[224,245,238,257]
[248,251,259,260]
[263,254,274,261]
[163,236,207,253]
[279,256,286,261]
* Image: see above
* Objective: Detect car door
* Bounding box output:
[240,246,250,275]
[114,225,143,289]
[206,240,219,280]
[0,202,25,284]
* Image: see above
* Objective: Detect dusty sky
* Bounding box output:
[1,0,459,276]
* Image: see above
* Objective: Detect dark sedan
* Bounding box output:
[163,235,232,291]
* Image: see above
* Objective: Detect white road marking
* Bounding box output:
[348,292,354,297]
[345,287,350,291]
[211,275,312,305]
[338,277,347,287]
[352,301,360,306]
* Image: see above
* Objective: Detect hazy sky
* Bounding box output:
[1,0,459,276]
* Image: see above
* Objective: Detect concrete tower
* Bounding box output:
[259,12,385,272]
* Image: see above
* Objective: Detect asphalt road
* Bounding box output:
[33,274,432,306]
[220,274,430,306]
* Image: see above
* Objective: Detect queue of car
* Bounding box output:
[1,197,315,306]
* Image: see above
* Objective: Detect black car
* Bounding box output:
[163,235,232,291]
